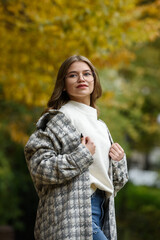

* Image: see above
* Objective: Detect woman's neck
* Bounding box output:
[69,96,90,106]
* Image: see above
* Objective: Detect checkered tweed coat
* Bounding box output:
[24,110,128,240]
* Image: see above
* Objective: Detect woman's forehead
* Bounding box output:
[67,61,91,73]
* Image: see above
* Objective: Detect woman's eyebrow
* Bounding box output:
[67,70,91,74]
[67,71,77,74]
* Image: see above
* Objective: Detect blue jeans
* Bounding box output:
[91,189,108,240]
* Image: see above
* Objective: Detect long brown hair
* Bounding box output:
[44,55,102,113]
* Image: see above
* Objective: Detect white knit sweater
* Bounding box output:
[60,100,113,196]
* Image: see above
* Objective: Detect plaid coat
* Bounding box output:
[24,110,128,240]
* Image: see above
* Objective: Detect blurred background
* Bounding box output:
[0,0,160,239]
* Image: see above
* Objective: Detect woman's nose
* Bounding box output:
[78,73,85,82]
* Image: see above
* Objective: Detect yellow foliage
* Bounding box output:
[9,123,29,145]
[101,91,115,104]
[0,0,160,108]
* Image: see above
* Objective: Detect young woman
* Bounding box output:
[24,55,128,240]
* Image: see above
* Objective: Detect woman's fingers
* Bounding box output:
[82,137,124,160]
[109,143,124,161]
[81,137,85,145]
[81,136,96,155]
[114,143,124,152]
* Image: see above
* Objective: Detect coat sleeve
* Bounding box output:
[104,122,129,196]
[24,127,94,185]
[112,154,129,196]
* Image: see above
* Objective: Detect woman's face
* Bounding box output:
[64,61,94,105]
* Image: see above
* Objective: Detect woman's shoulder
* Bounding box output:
[36,110,69,131]
[98,118,108,129]
[25,109,80,151]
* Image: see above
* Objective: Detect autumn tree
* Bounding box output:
[0,0,160,108]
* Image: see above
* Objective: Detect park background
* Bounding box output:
[0,0,160,239]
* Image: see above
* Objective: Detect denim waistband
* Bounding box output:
[91,188,105,198]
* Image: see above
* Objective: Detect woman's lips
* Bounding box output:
[77,84,88,88]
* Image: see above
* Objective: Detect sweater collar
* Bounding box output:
[65,100,97,119]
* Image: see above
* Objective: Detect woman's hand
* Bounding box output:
[81,136,96,156]
[109,143,124,161]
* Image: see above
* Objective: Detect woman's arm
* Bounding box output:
[109,143,129,196]
[24,127,93,186]
[111,154,129,196]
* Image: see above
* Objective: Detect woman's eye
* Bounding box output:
[69,74,77,78]
[84,72,91,76]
